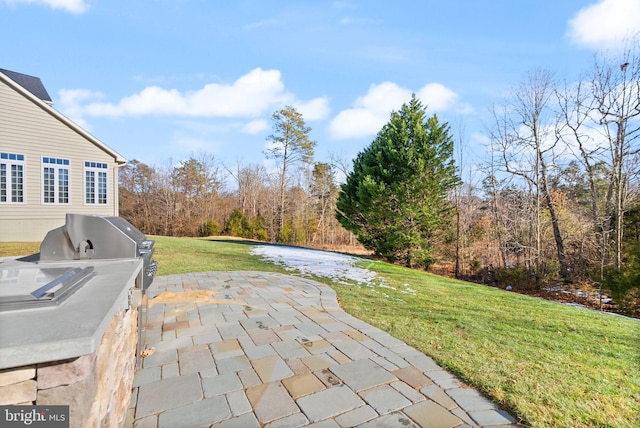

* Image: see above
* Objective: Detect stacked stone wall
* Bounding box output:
[0,306,138,428]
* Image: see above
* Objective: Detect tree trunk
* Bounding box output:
[539,153,569,280]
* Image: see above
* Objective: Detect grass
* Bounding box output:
[339,261,640,427]
[4,236,639,427]
[0,242,40,257]
[150,236,287,275]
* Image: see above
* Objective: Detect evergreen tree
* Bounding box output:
[336,95,460,268]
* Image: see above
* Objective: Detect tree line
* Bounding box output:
[119,45,640,314]
[465,45,640,313]
[119,106,350,248]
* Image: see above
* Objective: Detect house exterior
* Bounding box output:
[0,69,126,242]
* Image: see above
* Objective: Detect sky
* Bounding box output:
[2,0,640,178]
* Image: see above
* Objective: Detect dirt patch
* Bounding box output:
[149,290,248,307]
[523,288,618,312]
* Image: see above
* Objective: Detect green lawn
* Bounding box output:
[337,261,640,427]
[151,236,287,275]
[4,236,639,427]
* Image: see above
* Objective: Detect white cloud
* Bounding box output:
[6,0,89,13]
[241,119,269,134]
[416,83,458,112]
[295,97,330,121]
[329,82,409,139]
[61,68,304,119]
[57,88,103,128]
[567,0,640,50]
[89,86,186,116]
[329,81,462,140]
[59,68,330,133]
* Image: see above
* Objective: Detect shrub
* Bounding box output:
[602,269,640,315]
[470,257,482,273]
[224,209,249,237]
[200,220,221,237]
[602,242,640,316]
[495,266,538,290]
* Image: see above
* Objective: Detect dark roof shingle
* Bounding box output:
[0,68,52,103]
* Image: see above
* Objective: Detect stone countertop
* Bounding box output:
[0,256,143,369]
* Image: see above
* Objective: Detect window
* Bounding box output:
[42,157,70,204]
[0,152,25,204]
[84,161,108,205]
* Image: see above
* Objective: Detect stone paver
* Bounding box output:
[210,339,243,359]
[358,384,412,415]
[392,366,433,390]
[202,372,243,397]
[356,412,419,428]
[252,355,295,383]
[211,412,260,428]
[265,412,309,427]
[128,271,517,427]
[448,387,499,412]
[403,401,463,428]
[334,405,378,427]
[216,355,251,374]
[178,346,215,374]
[157,396,230,427]
[469,409,517,427]
[329,358,396,392]
[282,372,326,399]
[297,385,364,422]
[226,389,252,416]
[246,381,299,424]
[135,373,202,418]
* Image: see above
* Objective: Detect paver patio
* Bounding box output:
[125,271,517,427]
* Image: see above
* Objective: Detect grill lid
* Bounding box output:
[39,213,157,290]
[40,214,147,261]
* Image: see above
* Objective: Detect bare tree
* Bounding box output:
[119,159,156,233]
[557,42,640,272]
[489,69,569,281]
[591,46,640,270]
[226,160,269,219]
[171,153,225,236]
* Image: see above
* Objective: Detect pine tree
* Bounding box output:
[336,95,460,268]
[265,106,316,242]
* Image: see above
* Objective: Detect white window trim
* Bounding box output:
[83,161,109,205]
[0,153,26,204]
[41,157,71,205]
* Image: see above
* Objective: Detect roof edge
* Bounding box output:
[0,70,127,165]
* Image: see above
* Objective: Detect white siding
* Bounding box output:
[0,78,121,242]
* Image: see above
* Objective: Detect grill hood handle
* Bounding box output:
[78,240,95,259]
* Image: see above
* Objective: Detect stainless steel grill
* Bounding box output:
[40,213,157,289]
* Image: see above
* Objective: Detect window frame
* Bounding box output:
[0,152,26,204]
[84,161,109,205]
[41,156,71,205]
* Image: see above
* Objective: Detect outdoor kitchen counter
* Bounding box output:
[0,256,143,369]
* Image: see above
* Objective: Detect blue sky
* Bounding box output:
[2,0,640,175]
